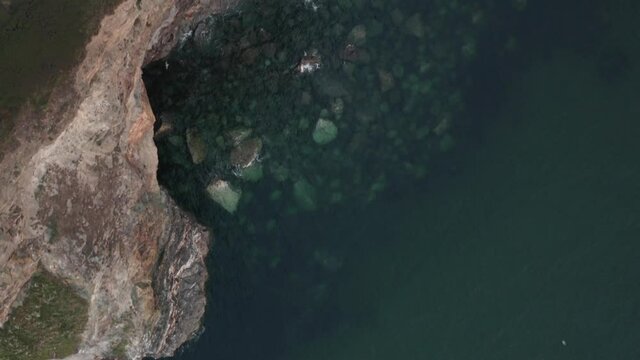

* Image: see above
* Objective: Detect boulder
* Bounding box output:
[206,179,242,213]
[230,137,262,168]
[293,179,317,211]
[347,24,367,45]
[312,119,338,145]
[237,163,264,182]
[186,128,207,164]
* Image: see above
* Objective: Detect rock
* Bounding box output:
[312,119,338,145]
[349,46,372,64]
[347,24,367,45]
[230,137,262,168]
[186,128,207,164]
[206,179,242,213]
[331,98,344,119]
[378,69,395,92]
[237,163,264,182]
[270,163,290,182]
[296,49,321,74]
[0,1,227,359]
[168,134,184,147]
[226,127,253,145]
[299,117,310,130]
[154,113,175,140]
[293,179,317,211]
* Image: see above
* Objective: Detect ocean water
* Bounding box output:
[150,0,640,359]
[280,52,640,360]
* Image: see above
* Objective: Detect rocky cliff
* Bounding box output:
[0,0,236,358]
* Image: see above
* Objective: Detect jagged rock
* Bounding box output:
[0,0,237,359]
[206,180,242,213]
[230,137,262,168]
[154,113,175,140]
[226,127,253,145]
[434,116,451,136]
[237,163,264,182]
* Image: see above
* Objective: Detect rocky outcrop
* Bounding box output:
[0,0,237,358]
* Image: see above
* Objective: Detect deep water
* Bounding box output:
[148,0,640,359]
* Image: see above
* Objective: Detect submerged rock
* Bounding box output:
[293,179,317,211]
[207,179,242,213]
[312,119,338,145]
[347,24,367,45]
[378,69,395,92]
[405,13,425,38]
[331,98,345,119]
[226,127,253,145]
[186,128,207,164]
[154,113,175,140]
[237,163,264,182]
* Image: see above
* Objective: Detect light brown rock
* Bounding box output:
[230,137,262,168]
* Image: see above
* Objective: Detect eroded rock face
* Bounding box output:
[0,0,237,358]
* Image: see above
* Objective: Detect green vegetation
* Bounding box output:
[0,0,122,141]
[0,271,89,360]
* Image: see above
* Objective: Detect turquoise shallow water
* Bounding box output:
[152,1,640,359]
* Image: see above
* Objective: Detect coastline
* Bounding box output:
[0,1,236,358]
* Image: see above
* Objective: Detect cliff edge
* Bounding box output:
[0,0,234,358]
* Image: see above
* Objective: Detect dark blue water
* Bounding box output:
[281,52,640,360]
[148,0,640,359]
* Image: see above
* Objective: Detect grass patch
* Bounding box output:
[0,271,89,360]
